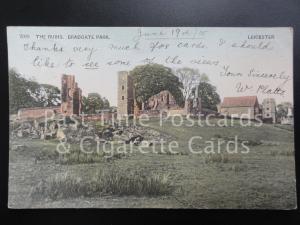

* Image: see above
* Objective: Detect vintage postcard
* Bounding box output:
[7,27,296,208]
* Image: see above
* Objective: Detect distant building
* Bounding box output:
[117,71,134,119]
[262,98,276,123]
[220,96,260,120]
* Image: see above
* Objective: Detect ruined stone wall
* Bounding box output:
[61,74,82,115]
[17,106,61,120]
[139,109,161,117]
[16,74,82,120]
[145,90,178,111]
[168,109,187,116]
[82,112,117,122]
[73,83,82,115]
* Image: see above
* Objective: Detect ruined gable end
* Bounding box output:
[61,74,82,116]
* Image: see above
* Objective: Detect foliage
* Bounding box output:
[82,93,110,114]
[175,67,209,100]
[130,64,184,107]
[30,84,60,107]
[277,102,293,118]
[9,69,60,114]
[193,82,220,111]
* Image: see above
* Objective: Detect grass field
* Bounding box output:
[8,118,296,209]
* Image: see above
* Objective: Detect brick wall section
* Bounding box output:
[82,112,117,122]
[18,106,61,120]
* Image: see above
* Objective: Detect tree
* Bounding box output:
[193,81,220,111]
[130,64,184,107]
[175,67,209,100]
[9,69,36,113]
[82,93,110,114]
[29,83,60,107]
[9,69,60,113]
[102,97,110,109]
[277,102,293,118]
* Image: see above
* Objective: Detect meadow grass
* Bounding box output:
[10,117,296,208]
[31,165,174,200]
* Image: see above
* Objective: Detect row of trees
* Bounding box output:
[10,64,220,115]
[9,69,110,114]
[130,64,221,111]
[9,69,61,114]
[82,93,110,114]
[11,64,291,116]
[277,102,293,118]
[9,64,221,114]
[130,64,294,114]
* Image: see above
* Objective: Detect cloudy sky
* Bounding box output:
[7,27,293,106]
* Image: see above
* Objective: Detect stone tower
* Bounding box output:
[262,98,276,123]
[61,74,82,116]
[117,71,134,119]
[73,82,82,115]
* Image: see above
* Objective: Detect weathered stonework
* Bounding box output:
[17,74,83,120]
[73,82,82,115]
[144,90,178,111]
[116,71,202,118]
[117,71,134,118]
[61,74,82,116]
[262,98,276,123]
[17,106,61,120]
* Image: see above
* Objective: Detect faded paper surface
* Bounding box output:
[7,27,296,208]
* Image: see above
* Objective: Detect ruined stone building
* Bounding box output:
[61,74,82,116]
[117,71,183,118]
[117,71,134,118]
[117,71,203,118]
[262,98,276,123]
[220,96,260,120]
[144,90,178,111]
[17,74,82,120]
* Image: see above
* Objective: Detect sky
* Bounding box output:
[7,27,293,106]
